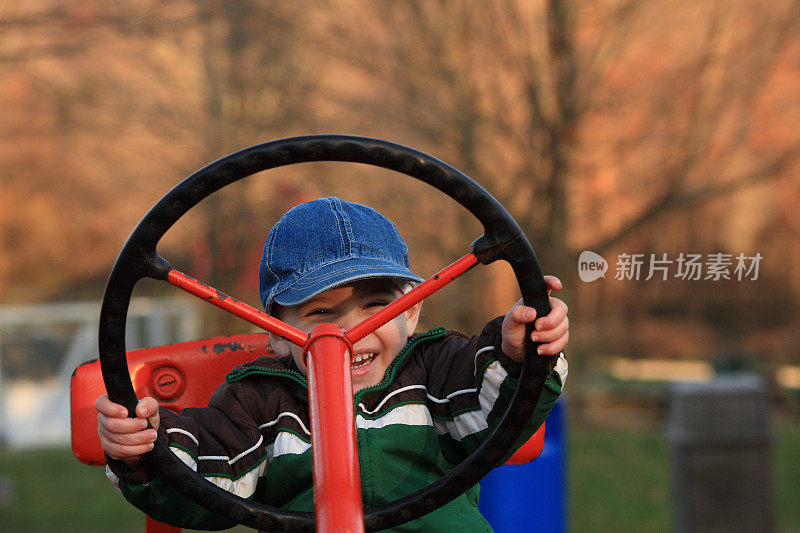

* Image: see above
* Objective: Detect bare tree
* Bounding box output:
[0,2,319,309]
[294,0,800,356]
[0,2,201,301]
[193,1,320,318]
[298,0,645,327]
[579,0,800,255]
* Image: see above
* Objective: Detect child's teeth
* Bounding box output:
[352,353,374,367]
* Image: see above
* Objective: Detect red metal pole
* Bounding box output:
[166,270,307,346]
[347,252,478,343]
[305,324,365,533]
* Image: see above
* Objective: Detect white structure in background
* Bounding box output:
[0,298,199,449]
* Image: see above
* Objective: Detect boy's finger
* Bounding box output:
[508,304,536,325]
[535,331,569,356]
[535,297,568,331]
[531,317,569,344]
[95,395,129,418]
[98,413,148,435]
[544,275,563,295]
[147,410,160,431]
[99,423,157,446]
[135,397,159,419]
[103,440,155,460]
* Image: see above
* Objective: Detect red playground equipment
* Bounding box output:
[71,334,545,532]
[70,135,553,532]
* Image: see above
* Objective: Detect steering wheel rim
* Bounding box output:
[99,135,552,532]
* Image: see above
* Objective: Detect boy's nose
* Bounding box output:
[334,312,362,332]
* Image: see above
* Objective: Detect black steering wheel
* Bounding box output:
[99,135,552,531]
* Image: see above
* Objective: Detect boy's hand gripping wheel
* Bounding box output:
[99,135,552,532]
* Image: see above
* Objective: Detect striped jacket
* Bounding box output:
[108,317,566,531]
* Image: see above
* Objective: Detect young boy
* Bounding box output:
[97,197,569,531]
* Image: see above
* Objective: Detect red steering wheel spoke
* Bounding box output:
[166,269,308,346]
[346,252,479,343]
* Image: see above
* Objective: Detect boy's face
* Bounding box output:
[270,278,421,395]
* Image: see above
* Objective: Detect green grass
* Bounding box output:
[568,424,800,533]
[1,425,798,532]
[0,446,253,533]
[0,447,142,533]
[775,424,800,533]
[569,427,672,532]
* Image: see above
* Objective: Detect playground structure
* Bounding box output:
[0,298,198,449]
[71,135,563,531]
[71,333,558,532]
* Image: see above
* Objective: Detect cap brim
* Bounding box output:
[271,258,424,307]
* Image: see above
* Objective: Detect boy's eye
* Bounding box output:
[306,308,333,317]
[366,299,390,309]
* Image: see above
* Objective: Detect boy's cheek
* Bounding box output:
[291,350,309,376]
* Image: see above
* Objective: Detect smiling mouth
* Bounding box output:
[351,353,376,369]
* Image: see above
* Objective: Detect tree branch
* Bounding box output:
[588,148,799,254]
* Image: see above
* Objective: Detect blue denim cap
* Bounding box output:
[259,197,424,310]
